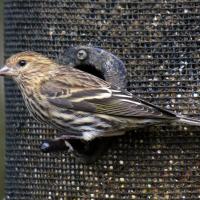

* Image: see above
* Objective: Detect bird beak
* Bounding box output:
[0,66,14,76]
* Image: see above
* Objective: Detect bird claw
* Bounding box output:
[40,139,72,153]
[40,137,113,163]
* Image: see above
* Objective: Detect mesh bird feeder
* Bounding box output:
[4,1,200,199]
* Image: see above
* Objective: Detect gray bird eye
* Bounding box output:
[18,60,27,67]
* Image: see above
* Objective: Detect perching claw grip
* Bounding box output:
[61,46,127,89]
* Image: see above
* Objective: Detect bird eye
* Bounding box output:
[18,60,27,67]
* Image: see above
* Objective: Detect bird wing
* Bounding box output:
[40,67,176,119]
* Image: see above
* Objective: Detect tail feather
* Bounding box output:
[177,116,200,126]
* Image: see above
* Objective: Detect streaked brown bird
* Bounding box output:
[0,51,200,142]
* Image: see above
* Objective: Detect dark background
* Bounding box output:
[0,0,5,198]
[3,1,200,199]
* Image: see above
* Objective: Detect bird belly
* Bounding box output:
[48,109,155,140]
[24,97,166,141]
[48,110,113,138]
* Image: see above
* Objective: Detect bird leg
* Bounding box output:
[40,133,85,153]
[40,137,113,163]
[40,138,74,153]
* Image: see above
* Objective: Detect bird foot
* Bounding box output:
[40,137,113,163]
[40,139,73,153]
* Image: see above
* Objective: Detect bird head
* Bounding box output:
[0,51,56,80]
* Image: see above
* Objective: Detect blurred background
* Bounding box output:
[0,0,5,198]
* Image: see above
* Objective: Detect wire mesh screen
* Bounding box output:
[4,0,200,199]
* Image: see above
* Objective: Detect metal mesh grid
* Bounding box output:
[4,0,200,199]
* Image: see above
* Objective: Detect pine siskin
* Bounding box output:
[0,51,200,142]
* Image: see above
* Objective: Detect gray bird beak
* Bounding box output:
[0,66,14,76]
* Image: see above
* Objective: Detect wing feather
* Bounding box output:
[40,67,176,119]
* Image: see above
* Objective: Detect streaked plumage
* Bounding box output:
[1,51,200,141]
